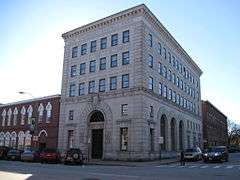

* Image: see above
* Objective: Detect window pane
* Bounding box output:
[100,57,106,70]
[111,34,118,46]
[122,51,129,65]
[80,63,86,75]
[79,83,85,96]
[120,128,128,151]
[99,79,106,92]
[81,43,87,55]
[90,40,97,52]
[72,46,78,58]
[122,74,129,88]
[100,37,107,49]
[122,30,129,43]
[111,54,118,67]
[110,76,117,90]
[89,60,96,73]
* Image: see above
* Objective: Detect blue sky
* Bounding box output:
[0,0,239,124]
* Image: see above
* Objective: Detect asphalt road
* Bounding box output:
[0,153,240,180]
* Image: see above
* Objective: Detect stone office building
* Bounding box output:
[58,4,203,160]
[202,100,228,147]
[0,95,60,151]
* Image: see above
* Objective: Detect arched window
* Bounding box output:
[38,103,44,122]
[13,107,18,126]
[1,109,6,127]
[27,105,33,124]
[0,132,5,146]
[90,111,104,122]
[7,109,12,126]
[5,132,11,147]
[18,131,25,150]
[45,102,52,123]
[11,132,17,148]
[20,106,26,125]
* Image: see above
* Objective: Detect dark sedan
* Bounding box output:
[7,149,23,161]
[0,146,10,160]
[203,146,229,162]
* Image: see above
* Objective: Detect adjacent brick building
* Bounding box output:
[0,95,60,151]
[202,100,228,147]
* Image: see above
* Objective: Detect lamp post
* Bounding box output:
[18,91,38,150]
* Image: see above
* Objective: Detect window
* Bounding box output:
[79,82,85,96]
[148,54,153,68]
[121,104,128,116]
[122,30,129,43]
[148,33,152,47]
[70,65,77,77]
[68,110,74,121]
[122,74,129,88]
[172,91,176,103]
[100,37,107,49]
[168,52,171,64]
[168,88,172,100]
[120,128,128,151]
[68,130,74,149]
[180,96,183,107]
[81,43,87,55]
[158,63,162,75]
[69,84,76,97]
[176,94,180,105]
[110,54,118,67]
[176,76,180,87]
[148,77,153,90]
[163,66,167,78]
[158,82,162,96]
[163,47,167,59]
[150,128,154,151]
[172,56,176,67]
[150,106,154,117]
[168,70,172,81]
[122,51,129,65]
[80,63,86,75]
[176,60,179,71]
[72,46,78,58]
[111,34,118,46]
[89,81,95,93]
[99,79,106,92]
[180,80,183,90]
[110,76,117,90]
[158,42,162,55]
[90,40,97,52]
[89,60,96,73]
[99,57,106,70]
[163,85,167,98]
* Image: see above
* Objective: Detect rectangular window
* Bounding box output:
[180,96,183,107]
[122,30,129,43]
[148,33,152,47]
[122,51,129,65]
[180,80,183,90]
[150,128,154,151]
[176,76,180,87]
[121,104,128,116]
[72,46,78,58]
[99,57,106,70]
[68,110,74,121]
[111,34,118,46]
[158,82,162,96]
[168,70,172,81]
[150,106,154,117]
[110,76,117,90]
[110,54,118,67]
[120,127,128,151]
[158,42,162,55]
[90,40,97,52]
[163,66,167,78]
[168,88,172,100]
[176,60,179,71]
[168,52,171,64]
[89,60,96,73]
[172,91,176,103]
[70,65,77,77]
[177,94,180,105]
[79,82,85,96]
[163,47,167,59]
[89,81,95,93]
[81,43,87,55]
[79,63,86,75]
[163,85,167,98]
[68,130,74,149]
[99,79,106,92]
[69,84,76,97]
[158,63,162,75]
[122,74,129,88]
[100,37,107,49]
[148,76,153,90]
[148,54,153,68]
[172,73,176,84]
[172,56,176,67]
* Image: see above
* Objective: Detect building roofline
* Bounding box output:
[62,4,202,75]
[0,94,61,108]
[201,100,227,119]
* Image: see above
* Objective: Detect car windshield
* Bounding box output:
[208,147,225,152]
[185,149,197,152]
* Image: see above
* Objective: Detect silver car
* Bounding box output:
[184,147,202,161]
[21,149,40,162]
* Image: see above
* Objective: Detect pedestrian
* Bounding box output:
[180,150,185,166]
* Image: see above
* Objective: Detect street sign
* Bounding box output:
[158,136,164,144]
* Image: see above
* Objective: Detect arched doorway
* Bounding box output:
[179,121,184,150]
[171,118,176,151]
[160,115,167,150]
[89,111,104,159]
[39,130,47,151]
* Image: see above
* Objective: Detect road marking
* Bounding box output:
[188,166,197,168]
[213,166,221,169]
[226,165,233,169]
[88,172,139,178]
[200,165,208,169]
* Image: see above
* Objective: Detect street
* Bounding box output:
[0,153,240,180]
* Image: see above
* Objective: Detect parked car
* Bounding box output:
[203,146,229,162]
[184,147,202,161]
[40,148,60,163]
[0,146,10,160]
[7,149,23,161]
[21,149,40,162]
[228,145,240,153]
[64,148,84,165]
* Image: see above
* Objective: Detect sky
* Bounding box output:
[0,0,239,124]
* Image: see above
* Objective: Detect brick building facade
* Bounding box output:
[0,95,60,151]
[202,100,228,147]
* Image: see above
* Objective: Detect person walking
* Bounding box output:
[180,150,185,166]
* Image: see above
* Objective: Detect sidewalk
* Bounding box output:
[86,158,179,167]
